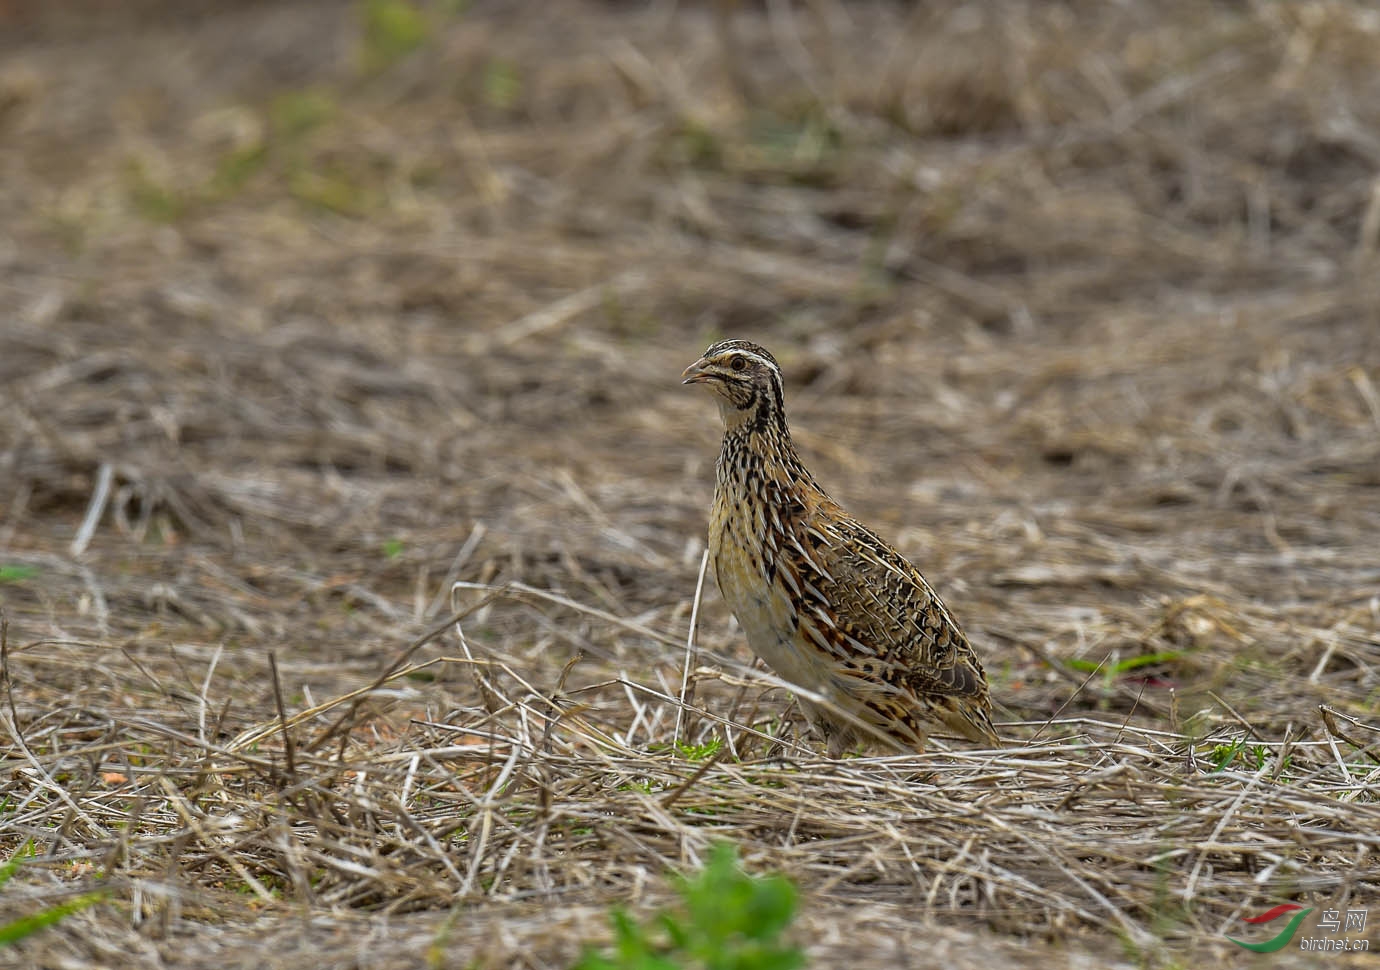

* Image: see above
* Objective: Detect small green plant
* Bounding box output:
[0,843,104,947]
[0,566,37,584]
[1065,651,1182,676]
[675,738,723,762]
[573,842,805,970]
[618,779,660,795]
[383,538,405,559]
[1245,743,1293,779]
[360,0,430,73]
[1205,739,1293,778]
[1208,738,1246,772]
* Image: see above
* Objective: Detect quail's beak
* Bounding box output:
[681,357,714,385]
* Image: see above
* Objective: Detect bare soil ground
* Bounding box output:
[2,1,1379,967]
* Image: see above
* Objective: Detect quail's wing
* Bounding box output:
[782,509,990,702]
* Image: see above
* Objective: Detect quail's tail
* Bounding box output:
[942,703,1003,748]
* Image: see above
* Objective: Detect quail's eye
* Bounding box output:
[730,356,747,372]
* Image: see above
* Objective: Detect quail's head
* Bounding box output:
[682,339,785,424]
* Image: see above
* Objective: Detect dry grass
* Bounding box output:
[2,0,1379,967]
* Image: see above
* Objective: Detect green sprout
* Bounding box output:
[574,842,805,970]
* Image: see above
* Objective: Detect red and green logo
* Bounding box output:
[1227,904,1314,952]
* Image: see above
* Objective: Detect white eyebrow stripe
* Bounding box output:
[707,342,781,377]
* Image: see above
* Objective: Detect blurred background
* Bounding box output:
[3,0,1377,661]
[1,1,1379,966]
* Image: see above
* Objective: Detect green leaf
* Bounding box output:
[0,565,38,584]
[659,911,690,950]
[611,909,644,954]
[0,892,104,946]
[742,876,796,940]
[1065,651,1181,675]
[675,737,723,762]
[573,841,804,969]
[0,843,36,888]
[1209,739,1245,772]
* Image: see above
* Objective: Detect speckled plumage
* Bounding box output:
[683,339,999,757]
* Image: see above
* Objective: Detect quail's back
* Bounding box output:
[683,339,999,757]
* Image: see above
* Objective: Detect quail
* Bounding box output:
[683,339,999,756]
